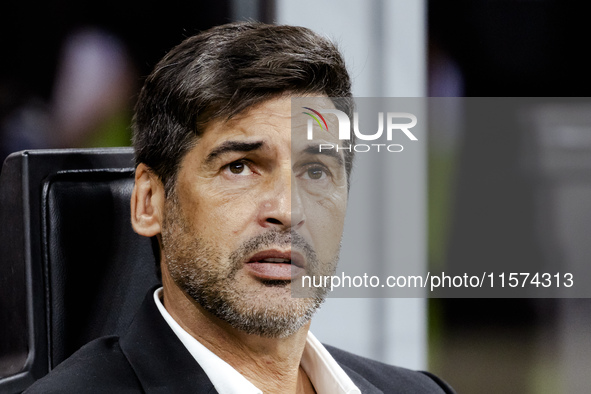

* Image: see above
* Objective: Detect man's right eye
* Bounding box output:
[224,160,254,176]
[229,162,245,174]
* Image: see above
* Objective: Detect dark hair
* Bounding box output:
[132,22,353,194]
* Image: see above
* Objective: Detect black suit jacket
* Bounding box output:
[25,292,455,393]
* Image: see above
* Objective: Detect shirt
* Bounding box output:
[154,288,361,394]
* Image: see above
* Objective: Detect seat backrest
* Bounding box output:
[0,148,160,393]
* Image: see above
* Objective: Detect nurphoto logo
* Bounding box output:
[302,107,418,153]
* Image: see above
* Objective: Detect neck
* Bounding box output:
[161,267,314,393]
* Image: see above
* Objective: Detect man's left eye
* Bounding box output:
[302,166,328,180]
[225,161,253,175]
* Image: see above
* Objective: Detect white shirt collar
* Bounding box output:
[153,288,360,394]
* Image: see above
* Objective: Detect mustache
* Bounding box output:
[230,229,318,269]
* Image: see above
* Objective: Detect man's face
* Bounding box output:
[161,97,348,338]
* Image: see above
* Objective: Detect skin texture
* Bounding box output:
[131,97,348,393]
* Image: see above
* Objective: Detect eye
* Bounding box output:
[302,165,329,180]
[224,160,254,176]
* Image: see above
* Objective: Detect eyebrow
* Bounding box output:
[205,140,265,163]
[301,144,345,167]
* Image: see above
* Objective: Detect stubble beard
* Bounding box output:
[160,194,338,338]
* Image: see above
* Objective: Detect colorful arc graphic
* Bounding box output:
[302,107,329,131]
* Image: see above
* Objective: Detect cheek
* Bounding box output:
[302,190,347,251]
[180,183,260,238]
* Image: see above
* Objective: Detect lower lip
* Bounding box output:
[245,262,305,280]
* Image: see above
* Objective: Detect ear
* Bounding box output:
[131,163,165,237]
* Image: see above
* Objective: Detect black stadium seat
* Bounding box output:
[0,148,160,393]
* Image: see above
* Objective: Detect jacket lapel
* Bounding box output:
[340,364,384,394]
[119,289,218,393]
[119,290,384,394]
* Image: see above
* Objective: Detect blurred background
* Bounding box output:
[2,1,591,393]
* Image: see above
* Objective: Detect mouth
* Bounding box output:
[244,249,306,281]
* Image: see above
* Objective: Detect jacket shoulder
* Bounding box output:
[24,336,142,393]
[326,345,455,394]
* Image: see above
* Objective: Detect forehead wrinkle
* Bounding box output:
[221,112,292,143]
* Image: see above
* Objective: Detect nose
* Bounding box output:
[258,166,305,231]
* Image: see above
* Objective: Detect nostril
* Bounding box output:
[266,218,282,225]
